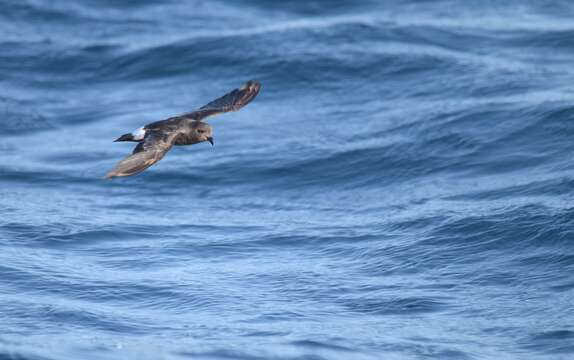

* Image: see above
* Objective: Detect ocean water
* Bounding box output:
[1,0,573,359]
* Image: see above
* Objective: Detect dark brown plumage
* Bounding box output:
[105,80,261,179]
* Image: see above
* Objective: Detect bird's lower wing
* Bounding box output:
[104,148,170,179]
[105,129,175,179]
[182,80,261,120]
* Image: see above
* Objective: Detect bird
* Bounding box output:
[104,80,261,179]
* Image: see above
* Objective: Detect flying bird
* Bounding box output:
[105,80,261,179]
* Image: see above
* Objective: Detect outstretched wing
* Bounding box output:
[182,80,261,121]
[104,129,178,179]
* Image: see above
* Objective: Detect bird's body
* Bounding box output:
[105,80,261,179]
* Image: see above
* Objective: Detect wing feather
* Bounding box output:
[104,129,177,179]
[182,80,261,121]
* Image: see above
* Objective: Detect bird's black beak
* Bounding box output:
[207,137,214,146]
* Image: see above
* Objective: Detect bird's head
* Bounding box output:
[192,121,214,145]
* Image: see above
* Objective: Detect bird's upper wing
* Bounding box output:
[104,128,179,179]
[182,80,261,121]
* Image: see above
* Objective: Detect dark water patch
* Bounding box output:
[486,104,574,159]
[242,330,291,338]
[177,349,325,360]
[289,340,354,353]
[1,263,220,311]
[444,176,574,200]
[81,0,173,11]
[2,222,161,248]
[97,37,261,83]
[0,40,121,88]
[0,352,55,360]
[0,167,101,186]
[91,18,485,92]
[2,302,149,335]
[511,29,574,54]
[236,0,378,16]
[549,281,574,293]
[238,232,379,252]
[423,205,574,251]
[341,296,450,316]
[355,205,574,285]
[522,330,574,354]
[191,144,449,191]
[0,1,86,25]
[0,98,53,134]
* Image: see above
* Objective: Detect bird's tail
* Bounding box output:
[114,133,136,142]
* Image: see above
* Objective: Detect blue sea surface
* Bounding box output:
[1,1,573,359]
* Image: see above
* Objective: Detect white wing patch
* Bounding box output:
[131,127,146,141]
